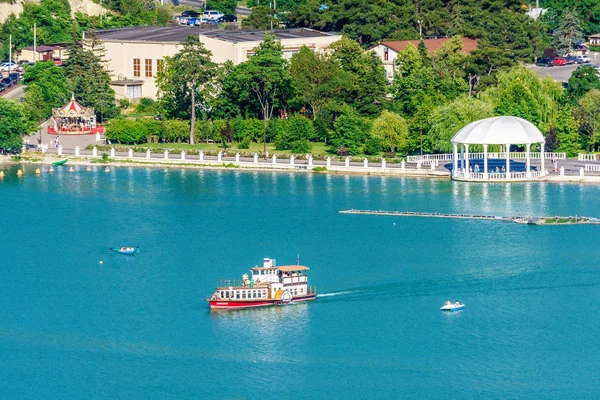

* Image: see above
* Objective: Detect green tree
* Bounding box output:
[22,62,70,118]
[156,35,218,144]
[274,114,315,151]
[567,65,600,102]
[329,106,370,155]
[329,37,387,116]
[370,110,408,154]
[233,33,291,154]
[206,0,236,15]
[574,89,600,151]
[289,46,346,119]
[553,8,583,55]
[242,6,275,29]
[23,84,46,143]
[427,96,495,153]
[553,107,580,156]
[0,98,31,149]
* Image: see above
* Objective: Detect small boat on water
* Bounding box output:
[440,301,465,312]
[52,158,68,166]
[111,246,137,255]
[207,258,317,310]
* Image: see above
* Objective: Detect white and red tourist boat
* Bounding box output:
[207,258,317,310]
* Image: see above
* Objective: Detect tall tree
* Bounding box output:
[370,110,408,153]
[0,98,32,149]
[566,64,600,102]
[289,46,346,119]
[22,62,70,118]
[553,8,583,55]
[233,33,291,154]
[63,25,118,122]
[156,35,218,144]
[575,89,600,152]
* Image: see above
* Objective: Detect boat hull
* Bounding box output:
[440,305,465,311]
[52,158,68,166]
[208,293,316,310]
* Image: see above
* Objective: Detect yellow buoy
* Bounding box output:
[99,261,103,265]
[35,168,41,175]
[105,167,110,173]
[0,171,4,179]
[17,169,23,177]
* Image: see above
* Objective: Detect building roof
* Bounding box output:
[93,25,337,44]
[451,116,544,145]
[588,33,600,38]
[378,37,478,55]
[251,265,310,271]
[20,44,67,52]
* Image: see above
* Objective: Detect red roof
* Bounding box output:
[378,37,478,55]
[61,96,85,113]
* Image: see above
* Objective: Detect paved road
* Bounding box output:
[1,84,25,101]
[530,56,600,83]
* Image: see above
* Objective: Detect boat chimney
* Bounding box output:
[263,258,272,268]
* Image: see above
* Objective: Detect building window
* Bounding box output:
[145,59,152,77]
[157,59,164,74]
[126,85,142,99]
[384,48,389,61]
[133,58,140,77]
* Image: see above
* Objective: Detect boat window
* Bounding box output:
[252,291,256,298]
[236,291,240,299]
[220,291,224,297]
[242,291,246,299]
[225,291,230,298]
[257,291,261,298]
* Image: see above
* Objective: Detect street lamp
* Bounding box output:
[417,20,423,38]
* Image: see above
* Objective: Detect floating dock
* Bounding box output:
[339,209,600,225]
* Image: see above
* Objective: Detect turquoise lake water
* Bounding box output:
[1,165,599,399]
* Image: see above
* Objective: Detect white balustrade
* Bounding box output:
[290,155,294,165]
[308,156,313,167]
[579,153,597,161]
[217,152,222,162]
[272,155,277,165]
[93,147,97,157]
[235,153,240,162]
[146,149,151,159]
[409,151,566,163]
[560,166,565,176]
[110,148,115,157]
[57,146,62,156]
[254,154,258,163]
[580,167,585,177]
[128,148,133,159]
[181,151,186,160]
[584,164,600,171]
[363,159,368,168]
[200,151,204,161]
[401,160,405,170]
[345,157,350,167]
[164,150,169,160]
[327,157,331,167]
[381,158,386,169]
[75,146,80,157]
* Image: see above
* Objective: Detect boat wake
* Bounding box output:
[317,290,358,298]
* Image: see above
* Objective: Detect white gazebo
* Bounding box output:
[451,116,546,181]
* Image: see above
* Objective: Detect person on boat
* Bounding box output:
[444,300,451,306]
[120,246,127,252]
[455,300,460,306]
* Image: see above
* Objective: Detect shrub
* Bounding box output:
[118,98,131,110]
[239,136,251,149]
[241,118,264,142]
[336,146,349,156]
[105,118,158,144]
[291,138,311,153]
[274,115,314,150]
[194,120,215,143]
[136,97,157,113]
[364,137,382,155]
[163,119,190,143]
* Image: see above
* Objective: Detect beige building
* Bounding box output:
[93,25,341,101]
[19,44,68,63]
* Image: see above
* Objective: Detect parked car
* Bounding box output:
[217,14,238,23]
[553,57,566,66]
[564,56,577,65]
[577,55,591,63]
[187,17,199,25]
[0,82,6,92]
[1,77,13,88]
[181,10,200,17]
[0,61,18,71]
[196,17,216,26]
[52,56,62,66]
[178,17,189,25]
[203,10,224,20]
[535,58,554,67]
[8,72,20,83]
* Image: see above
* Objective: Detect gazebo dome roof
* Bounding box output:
[451,116,544,145]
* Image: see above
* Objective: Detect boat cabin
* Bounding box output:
[212,258,312,301]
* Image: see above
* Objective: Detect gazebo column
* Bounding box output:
[465,144,470,178]
[483,144,488,179]
[540,142,546,176]
[526,143,531,178]
[460,144,465,172]
[452,143,458,177]
[505,144,511,178]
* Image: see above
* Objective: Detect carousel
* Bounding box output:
[48,95,104,135]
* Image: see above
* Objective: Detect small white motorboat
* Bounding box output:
[440,302,465,311]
